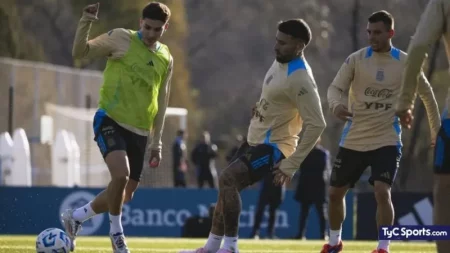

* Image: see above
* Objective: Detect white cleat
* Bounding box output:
[110,232,130,253]
[61,209,82,252]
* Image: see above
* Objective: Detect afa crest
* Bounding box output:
[376,68,384,82]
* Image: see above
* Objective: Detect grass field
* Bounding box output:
[0,236,437,253]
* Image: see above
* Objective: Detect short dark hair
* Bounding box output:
[368,10,394,30]
[277,19,312,45]
[142,2,171,23]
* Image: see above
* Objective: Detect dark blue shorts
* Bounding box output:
[93,110,147,182]
[233,141,284,184]
[331,145,402,188]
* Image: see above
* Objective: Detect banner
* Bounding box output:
[356,192,433,240]
[0,186,353,239]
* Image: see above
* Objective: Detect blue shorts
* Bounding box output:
[234,142,284,184]
[93,110,147,181]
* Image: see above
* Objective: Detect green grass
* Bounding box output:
[0,235,437,253]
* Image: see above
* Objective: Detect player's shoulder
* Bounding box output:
[346,46,404,62]
[286,58,317,89]
[107,28,132,37]
[344,47,369,62]
[286,57,311,78]
[394,47,408,62]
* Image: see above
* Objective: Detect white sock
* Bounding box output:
[378,240,390,251]
[109,213,124,234]
[329,229,342,246]
[204,233,223,252]
[72,202,96,222]
[222,236,238,252]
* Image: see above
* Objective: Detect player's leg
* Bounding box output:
[61,115,129,251]
[250,188,269,238]
[74,179,138,219]
[219,158,253,252]
[179,142,251,253]
[107,130,147,251]
[322,147,366,253]
[433,119,450,252]
[297,200,311,239]
[369,146,400,253]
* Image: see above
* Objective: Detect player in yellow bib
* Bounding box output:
[61,3,173,252]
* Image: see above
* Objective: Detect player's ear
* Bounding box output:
[296,41,305,54]
[164,22,169,31]
[389,29,395,38]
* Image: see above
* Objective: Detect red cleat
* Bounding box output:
[320,241,343,253]
[372,249,389,253]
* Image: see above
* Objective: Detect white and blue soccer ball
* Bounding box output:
[36,228,71,253]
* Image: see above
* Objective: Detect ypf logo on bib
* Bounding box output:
[59,191,104,235]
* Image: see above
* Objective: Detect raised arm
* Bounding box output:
[72,4,127,60]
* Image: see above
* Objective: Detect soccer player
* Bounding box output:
[324,11,441,253]
[396,0,450,252]
[180,18,326,253]
[61,2,173,252]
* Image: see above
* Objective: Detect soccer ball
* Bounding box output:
[35,228,71,253]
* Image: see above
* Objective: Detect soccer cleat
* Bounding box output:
[372,249,389,253]
[110,232,130,253]
[61,209,82,252]
[320,241,343,253]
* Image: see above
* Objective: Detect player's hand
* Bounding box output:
[83,3,99,17]
[396,109,414,129]
[272,169,291,186]
[149,149,162,168]
[334,104,353,121]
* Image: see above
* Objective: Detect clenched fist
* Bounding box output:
[84,3,99,17]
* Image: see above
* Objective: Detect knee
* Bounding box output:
[328,187,347,203]
[111,175,129,186]
[374,182,391,203]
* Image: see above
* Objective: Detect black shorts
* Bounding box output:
[233,142,285,184]
[93,110,148,182]
[434,118,450,174]
[330,145,401,188]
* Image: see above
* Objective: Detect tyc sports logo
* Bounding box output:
[59,191,104,235]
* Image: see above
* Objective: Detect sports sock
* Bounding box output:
[329,229,342,246]
[378,240,390,251]
[204,233,223,252]
[72,202,96,223]
[222,236,238,252]
[109,213,124,234]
